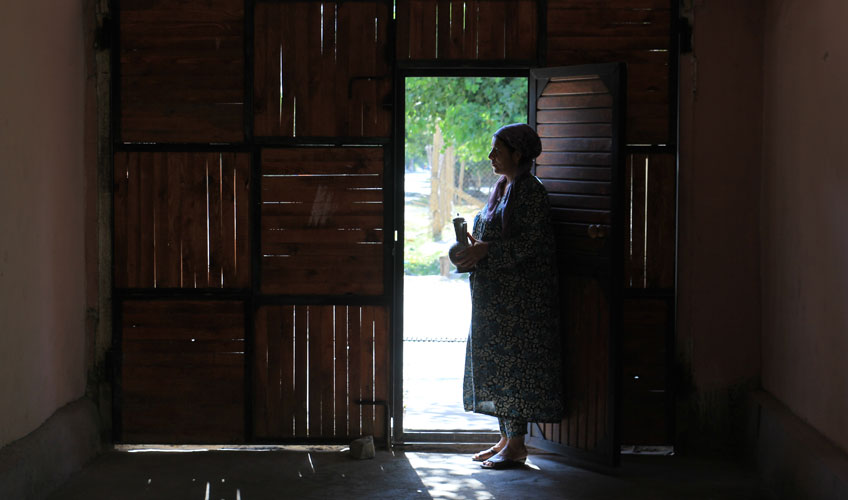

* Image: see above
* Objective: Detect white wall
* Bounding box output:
[0,0,87,447]
[761,0,848,454]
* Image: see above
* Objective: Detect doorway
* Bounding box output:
[400,76,527,436]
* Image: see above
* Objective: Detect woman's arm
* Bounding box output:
[477,177,551,271]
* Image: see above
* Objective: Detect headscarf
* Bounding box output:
[493,123,542,167]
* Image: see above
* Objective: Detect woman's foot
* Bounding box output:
[472,437,508,462]
[481,439,527,469]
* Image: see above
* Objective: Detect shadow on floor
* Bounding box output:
[49,445,764,500]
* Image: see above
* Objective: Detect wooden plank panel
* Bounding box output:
[538,94,614,110]
[120,300,245,443]
[547,6,671,37]
[537,166,611,182]
[120,0,243,143]
[114,152,249,290]
[260,148,384,295]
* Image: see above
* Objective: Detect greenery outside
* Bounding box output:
[404,77,527,276]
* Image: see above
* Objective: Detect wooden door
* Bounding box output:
[527,63,626,467]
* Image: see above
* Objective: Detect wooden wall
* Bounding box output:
[112,0,675,446]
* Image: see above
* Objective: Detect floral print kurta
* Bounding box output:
[463,174,564,422]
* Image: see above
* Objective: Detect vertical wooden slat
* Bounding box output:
[335,306,349,437]
[320,306,335,436]
[138,154,154,287]
[294,305,308,437]
[279,306,296,437]
[278,7,293,137]
[220,155,236,285]
[266,306,283,436]
[114,153,129,287]
[627,154,648,287]
[510,0,537,60]
[360,306,375,436]
[208,154,224,287]
[436,0,451,58]
[165,154,183,287]
[646,154,676,288]
[234,154,250,287]
[463,0,479,59]
[254,307,270,437]
[372,306,388,439]
[410,0,437,59]
[253,4,272,136]
[476,0,506,59]
[395,0,410,59]
[348,306,362,436]
[308,306,322,436]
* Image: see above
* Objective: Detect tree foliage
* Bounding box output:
[405,77,527,180]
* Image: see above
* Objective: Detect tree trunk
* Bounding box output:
[429,126,444,240]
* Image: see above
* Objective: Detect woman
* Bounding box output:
[455,123,563,470]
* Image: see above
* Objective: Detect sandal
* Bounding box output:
[471,446,502,462]
[480,453,527,470]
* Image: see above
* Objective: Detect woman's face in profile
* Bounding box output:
[488,138,520,178]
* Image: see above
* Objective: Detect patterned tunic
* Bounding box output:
[463,174,564,422]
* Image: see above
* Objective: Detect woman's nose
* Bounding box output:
[488,150,494,159]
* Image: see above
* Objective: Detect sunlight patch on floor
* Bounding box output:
[406,452,499,500]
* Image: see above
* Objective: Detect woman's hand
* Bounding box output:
[455,233,489,269]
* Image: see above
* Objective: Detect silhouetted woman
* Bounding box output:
[455,123,563,469]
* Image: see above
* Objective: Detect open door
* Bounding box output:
[527,63,626,467]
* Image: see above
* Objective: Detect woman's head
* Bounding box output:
[482,124,543,236]
[491,123,542,173]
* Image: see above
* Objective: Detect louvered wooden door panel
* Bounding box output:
[528,63,625,467]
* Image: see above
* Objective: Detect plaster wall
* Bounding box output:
[677,0,763,394]
[760,0,848,454]
[0,0,88,447]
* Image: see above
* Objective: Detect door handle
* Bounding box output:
[587,224,608,239]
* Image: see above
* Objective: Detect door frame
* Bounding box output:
[391,66,532,445]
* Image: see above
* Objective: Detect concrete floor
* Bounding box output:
[49,445,764,500]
